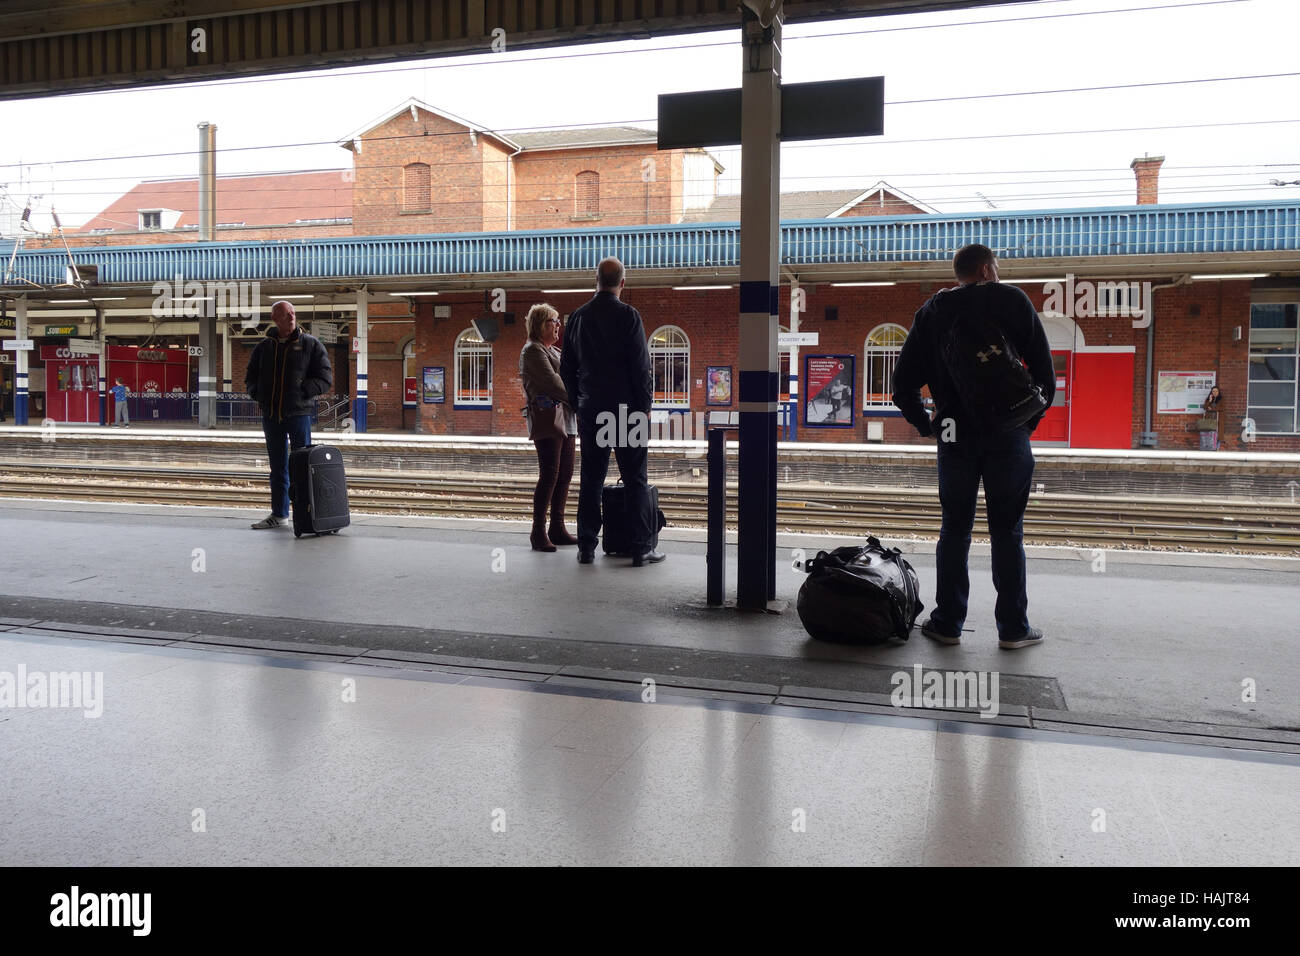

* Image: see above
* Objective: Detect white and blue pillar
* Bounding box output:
[96,306,107,425]
[14,295,28,425]
[354,289,368,432]
[736,3,781,610]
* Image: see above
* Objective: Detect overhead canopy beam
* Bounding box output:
[0,0,1019,100]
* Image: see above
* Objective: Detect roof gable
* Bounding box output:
[337,97,519,152]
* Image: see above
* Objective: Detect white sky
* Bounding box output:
[0,0,1297,231]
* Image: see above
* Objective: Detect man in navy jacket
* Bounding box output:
[560,257,663,566]
[892,243,1055,649]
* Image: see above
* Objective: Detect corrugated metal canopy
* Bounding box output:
[0,0,1024,100]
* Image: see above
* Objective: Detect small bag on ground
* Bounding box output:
[797,536,924,644]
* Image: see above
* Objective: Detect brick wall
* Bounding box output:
[393,279,1297,452]
[350,109,492,235]
[512,145,682,230]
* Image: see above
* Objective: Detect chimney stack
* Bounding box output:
[1130,154,1164,205]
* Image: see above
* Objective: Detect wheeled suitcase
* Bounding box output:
[601,481,667,556]
[288,444,350,537]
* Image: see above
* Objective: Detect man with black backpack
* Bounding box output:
[892,243,1056,649]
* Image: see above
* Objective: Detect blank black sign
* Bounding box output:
[657,76,884,150]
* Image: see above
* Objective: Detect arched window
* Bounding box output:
[649,325,690,408]
[863,323,908,409]
[575,171,600,218]
[401,338,416,380]
[403,163,431,213]
[454,327,492,406]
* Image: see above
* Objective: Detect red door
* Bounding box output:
[1033,350,1071,444]
[44,357,97,422]
[1070,349,1136,449]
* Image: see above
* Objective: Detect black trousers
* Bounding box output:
[576,421,652,554]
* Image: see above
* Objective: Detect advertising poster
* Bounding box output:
[422,366,445,404]
[805,354,855,427]
[1157,370,1215,414]
[706,366,732,406]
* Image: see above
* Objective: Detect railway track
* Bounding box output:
[2,462,1298,554]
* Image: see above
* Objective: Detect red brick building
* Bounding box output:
[14,106,1296,451]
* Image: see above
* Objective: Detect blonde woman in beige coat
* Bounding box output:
[519,304,578,551]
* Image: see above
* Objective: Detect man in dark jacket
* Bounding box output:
[892,243,1055,648]
[245,300,333,529]
[560,257,662,566]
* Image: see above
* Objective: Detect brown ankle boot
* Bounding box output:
[547,520,578,546]
[530,524,556,552]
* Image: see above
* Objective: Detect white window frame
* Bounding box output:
[1247,303,1299,434]
[454,327,493,407]
[1095,282,1141,317]
[863,322,908,410]
[138,210,162,230]
[402,339,416,380]
[649,325,690,409]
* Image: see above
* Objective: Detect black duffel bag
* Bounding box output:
[797,536,924,644]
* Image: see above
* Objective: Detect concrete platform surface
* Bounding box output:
[1,631,1296,866]
[1,499,1297,734]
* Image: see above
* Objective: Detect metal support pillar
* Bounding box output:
[221,321,232,394]
[198,302,217,428]
[354,289,369,432]
[736,3,782,610]
[96,306,107,426]
[788,276,801,442]
[706,426,728,606]
[14,296,28,425]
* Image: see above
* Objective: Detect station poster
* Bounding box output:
[422,366,445,404]
[706,366,732,406]
[1157,370,1215,414]
[805,354,855,428]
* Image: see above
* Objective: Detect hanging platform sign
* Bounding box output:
[779,332,819,347]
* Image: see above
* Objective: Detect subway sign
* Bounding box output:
[44,325,78,336]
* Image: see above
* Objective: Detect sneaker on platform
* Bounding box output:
[920,618,961,645]
[250,514,286,530]
[999,627,1044,649]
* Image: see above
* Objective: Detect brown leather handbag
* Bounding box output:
[526,394,566,440]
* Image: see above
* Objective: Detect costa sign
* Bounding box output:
[137,350,169,362]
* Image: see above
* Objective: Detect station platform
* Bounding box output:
[1,499,1298,866]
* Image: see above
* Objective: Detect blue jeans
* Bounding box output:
[931,424,1036,639]
[262,415,312,518]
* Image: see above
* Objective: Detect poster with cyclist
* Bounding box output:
[805,354,855,428]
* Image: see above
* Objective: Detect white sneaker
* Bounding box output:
[250,514,286,530]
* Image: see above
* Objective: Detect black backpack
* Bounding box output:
[796,537,924,645]
[939,285,1048,432]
